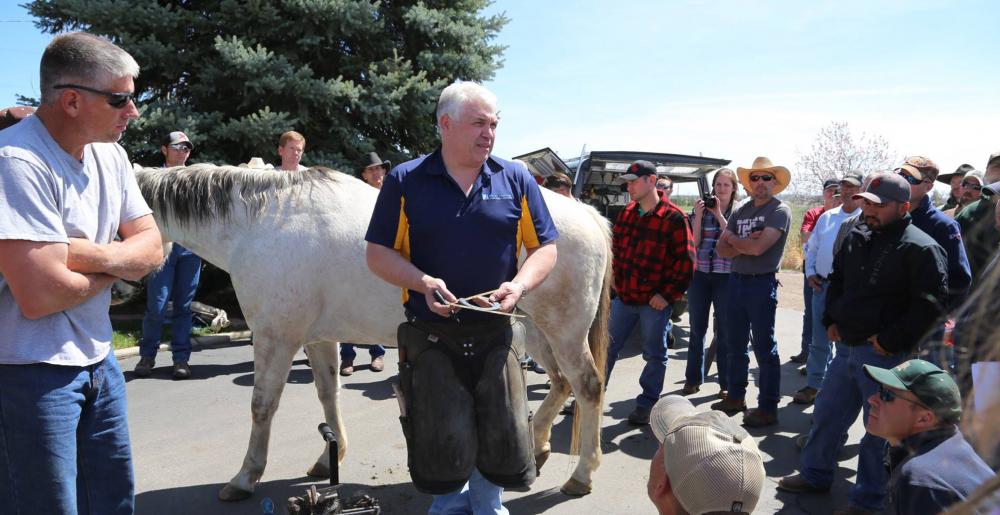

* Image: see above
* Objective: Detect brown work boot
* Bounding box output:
[627,405,651,426]
[777,474,830,494]
[681,384,700,396]
[710,397,747,415]
[340,359,354,376]
[370,356,384,372]
[133,358,155,378]
[789,352,808,364]
[743,408,778,428]
[792,386,819,405]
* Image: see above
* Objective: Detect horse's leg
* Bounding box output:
[524,320,572,473]
[302,341,347,478]
[558,348,603,497]
[219,332,299,501]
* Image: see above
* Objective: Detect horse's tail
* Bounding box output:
[570,233,612,455]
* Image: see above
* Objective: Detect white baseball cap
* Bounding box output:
[650,395,765,515]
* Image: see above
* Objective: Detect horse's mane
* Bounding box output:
[135,163,346,226]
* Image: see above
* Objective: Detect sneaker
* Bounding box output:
[743,408,778,428]
[792,386,819,405]
[560,398,576,416]
[710,398,747,415]
[776,474,830,494]
[370,356,385,372]
[627,405,651,426]
[133,358,155,378]
[789,352,808,364]
[340,359,354,376]
[681,384,700,396]
[172,361,191,380]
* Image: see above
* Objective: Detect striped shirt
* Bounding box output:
[691,209,733,274]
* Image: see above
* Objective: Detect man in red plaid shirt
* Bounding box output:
[607,160,694,425]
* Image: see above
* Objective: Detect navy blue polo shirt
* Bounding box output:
[365,149,559,322]
[910,195,971,308]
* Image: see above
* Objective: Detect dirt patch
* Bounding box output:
[777,271,805,311]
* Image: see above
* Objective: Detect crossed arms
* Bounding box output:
[716,227,784,258]
[0,215,162,319]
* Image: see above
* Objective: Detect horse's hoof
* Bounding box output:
[534,449,551,474]
[218,484,253,502]
[560,477,592,497]
[306,461,330,478]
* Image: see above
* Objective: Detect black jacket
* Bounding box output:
[823,214,948,354]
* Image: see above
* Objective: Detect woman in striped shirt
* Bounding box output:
[683,168,740,397]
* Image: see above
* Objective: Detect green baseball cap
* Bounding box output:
[863,359,962,423]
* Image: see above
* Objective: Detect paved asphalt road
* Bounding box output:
[124,302,867,514]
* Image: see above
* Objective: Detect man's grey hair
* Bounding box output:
[436,81,497,130]
[40,32,140,105]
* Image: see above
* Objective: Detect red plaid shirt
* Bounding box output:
[612,192,694,304]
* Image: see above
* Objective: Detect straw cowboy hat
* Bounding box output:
[737,156,791,195]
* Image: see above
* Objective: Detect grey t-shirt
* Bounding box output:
[0,115,151,365]
[726,197,791,274]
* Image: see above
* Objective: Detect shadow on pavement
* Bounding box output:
[504,485,590,514]
[342,375,397,401]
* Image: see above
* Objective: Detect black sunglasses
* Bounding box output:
[961,181,983,191]
[749,174,774,182]
[877,384,928,408]
[53,84,136,109]
[897,170,923,186]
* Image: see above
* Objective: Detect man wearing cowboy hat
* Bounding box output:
[936,164,973,212]
[358,151,391,190]
[779,172,948,515]
[712,156,791,428]
[339,151,393,376]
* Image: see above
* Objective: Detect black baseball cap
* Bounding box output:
[620,160,657,181]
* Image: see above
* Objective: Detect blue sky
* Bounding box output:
[3,1,997,194]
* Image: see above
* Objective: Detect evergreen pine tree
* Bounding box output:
[23,0,508,168]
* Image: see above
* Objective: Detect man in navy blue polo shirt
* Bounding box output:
[365,81,558,515]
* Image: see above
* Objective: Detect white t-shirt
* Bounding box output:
[0,115,151,365]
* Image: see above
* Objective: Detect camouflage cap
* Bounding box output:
[897,156,940,182]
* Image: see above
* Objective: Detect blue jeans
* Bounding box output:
[428,468,507,515]
[724,274,781,412]
[0,354,134,514]
[606,297,671,409]
[805,281,835,390]
[800,342,903,511]
[139,244,201,363]
[340,344,386,361]
[685,271,730,387]
[800,269,813,356]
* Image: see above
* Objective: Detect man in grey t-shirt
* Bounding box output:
[0,33,162,514]
[712,157,792,428]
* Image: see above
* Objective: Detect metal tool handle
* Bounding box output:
[318,423,339,486]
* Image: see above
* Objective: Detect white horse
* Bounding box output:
[135,164,611,501]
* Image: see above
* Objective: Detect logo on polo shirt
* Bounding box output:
[482,192,514,200]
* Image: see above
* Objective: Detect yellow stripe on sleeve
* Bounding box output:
[518,195,541,252]
[394,198,411,303]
